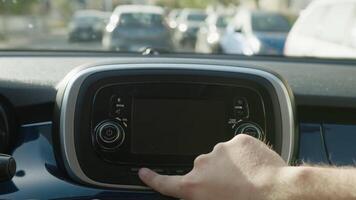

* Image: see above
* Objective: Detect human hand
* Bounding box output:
[138,134,287,200]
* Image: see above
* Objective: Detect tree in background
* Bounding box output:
[0,0,40,15]
[51,0,75,22]
[178,0,213,8]
[218,0,240,6]
[156,0,240,9]
[0,0,41,40]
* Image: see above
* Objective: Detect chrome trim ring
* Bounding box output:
[95,121,125,150]
[235,122,264,140]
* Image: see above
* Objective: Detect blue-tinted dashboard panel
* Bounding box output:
[0,123,169,200]
[323,124,356,166]
[299,123,356,166]
[298,123,328,164]
[1,122,356,199]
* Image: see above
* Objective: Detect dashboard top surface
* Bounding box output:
[0,55,354,108]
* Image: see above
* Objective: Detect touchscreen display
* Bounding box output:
[131,99,227,155]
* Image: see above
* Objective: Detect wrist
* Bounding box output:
[249,166,288,200]
[265,166,315,200]
[252,166,309,200]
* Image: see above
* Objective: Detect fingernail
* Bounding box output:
[138,168,150,179]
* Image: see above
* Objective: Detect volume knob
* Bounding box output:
[235,122,264,140]
[95,121,125,150]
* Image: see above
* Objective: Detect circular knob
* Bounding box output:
[0,154,16,182]
[95,121,125,150]
[235,123,264,140]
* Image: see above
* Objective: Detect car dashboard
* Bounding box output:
[0,55,355,199]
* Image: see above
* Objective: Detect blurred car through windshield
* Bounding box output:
[173,9,207,50]
[102,5,172,52]
[285,0,356,58]
[195,13,230,53]
[68,10,110,42]
[220,10,291,55]
[1,0,356,59]
[167,9,181,30]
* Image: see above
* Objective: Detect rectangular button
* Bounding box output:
[174,169,186,175]
[152,168,165,174]
[130,167,140,173]
[233,98,248,118]
[167,168,191,175]
[234,98,245,106]
[110,95,126,117]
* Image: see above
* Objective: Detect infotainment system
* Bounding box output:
[55,62,296,188]
[89,82,265,167]
[131,99,227,155]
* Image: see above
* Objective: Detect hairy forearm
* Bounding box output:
[266,166,356,200]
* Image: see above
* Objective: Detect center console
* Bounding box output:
[54,62,296,189]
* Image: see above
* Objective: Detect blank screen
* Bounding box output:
[131,99,226,155]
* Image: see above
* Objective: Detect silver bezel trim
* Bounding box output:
[21,121,52,128]
[59,63,295,189]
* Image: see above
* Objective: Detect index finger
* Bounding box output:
[138,168,185,198]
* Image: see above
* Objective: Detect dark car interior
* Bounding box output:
[0,53,354,199]
[1,0,356,199]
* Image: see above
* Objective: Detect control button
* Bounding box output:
[152,168,165,174]
[175,169,189,175]
[115,96,122,103]
[110,95,126,117]
[233,98,248,118]
[164,169,175,175]
[166,168,191,175]
[130,167,140,173]
[99,125,119,143]
[234,98,245,107]
[131,167,167,175]
[95,121,125,150]
[235,122,264,140]
[113,107,122,116]
[111,104,125,116]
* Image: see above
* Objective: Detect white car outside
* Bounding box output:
[284,0,356,58]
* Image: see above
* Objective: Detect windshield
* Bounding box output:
[169,10,181,19]
[74,16,102,25]
[0,0,355,59]
[119,13,163,27]
[251,13,290,33]
[216,16,229,28]
[187,13,207,22]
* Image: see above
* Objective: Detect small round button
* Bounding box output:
[235,122,264,140]
[99,124,120,143]
[95,121,125,150]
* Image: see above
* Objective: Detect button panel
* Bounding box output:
[233,98,249,118]
[110,95,126,118]
[89,83,268,178]
[130,167,191,176]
